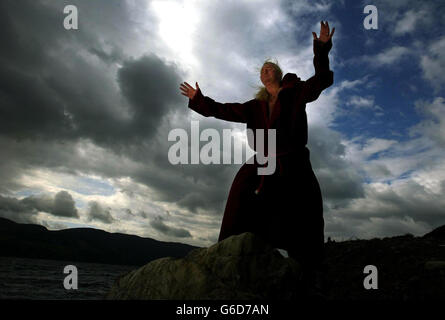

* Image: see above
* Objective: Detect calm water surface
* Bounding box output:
[0,256,136,300]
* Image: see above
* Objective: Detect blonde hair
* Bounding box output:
[254,58,283,102]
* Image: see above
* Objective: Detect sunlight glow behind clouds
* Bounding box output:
[150,0,199,69]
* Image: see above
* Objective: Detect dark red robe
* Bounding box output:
[188,38,333,265]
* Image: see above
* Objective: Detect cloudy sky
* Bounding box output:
[1,0,444,247]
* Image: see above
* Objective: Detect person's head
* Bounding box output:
[260,60,283,87]
[255,59,283,101]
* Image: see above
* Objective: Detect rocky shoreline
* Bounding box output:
[107,228,445,300]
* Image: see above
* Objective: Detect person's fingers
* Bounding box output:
[180,81,198,98]
[312,32,317,40]
[184,82,194,90]
[330,27,335,39]
[326,21,329,30]
[184,82,194,89]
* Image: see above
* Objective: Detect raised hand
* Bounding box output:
[312,21,335,43]
[180,82,200,99]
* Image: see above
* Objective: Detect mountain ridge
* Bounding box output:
[0,217,199,266]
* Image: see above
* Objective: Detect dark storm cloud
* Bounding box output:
[53,191,78,218]
[87,201,114,224]
[22,191,79,218]
[0,194,38,224]
[0,191,78,223]
[117,54,184,139]
[0,0,123,143]
[308,125,365,206]
[0,0,182,147]
[0,0,61,71]
[0,64,72,140]
[150,215,192,238]
[21,194,53,214]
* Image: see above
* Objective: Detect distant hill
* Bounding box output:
[0,217,199,266]
[423,224,445,241]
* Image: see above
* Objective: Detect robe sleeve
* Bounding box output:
[188,88,252,123]
[300,38,334,103]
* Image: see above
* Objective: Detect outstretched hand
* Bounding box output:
[180,82,200,99]
[312,21,335,43]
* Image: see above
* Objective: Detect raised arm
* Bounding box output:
[180,82,252,123]
[301,21,335,103]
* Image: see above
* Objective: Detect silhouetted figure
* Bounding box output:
[180,21,335,297]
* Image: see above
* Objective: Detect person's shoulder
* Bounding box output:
[283,72,299,78]
[281,73,302,90]
[281,73,304,91]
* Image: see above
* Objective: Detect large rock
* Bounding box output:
[106,232,302,300]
